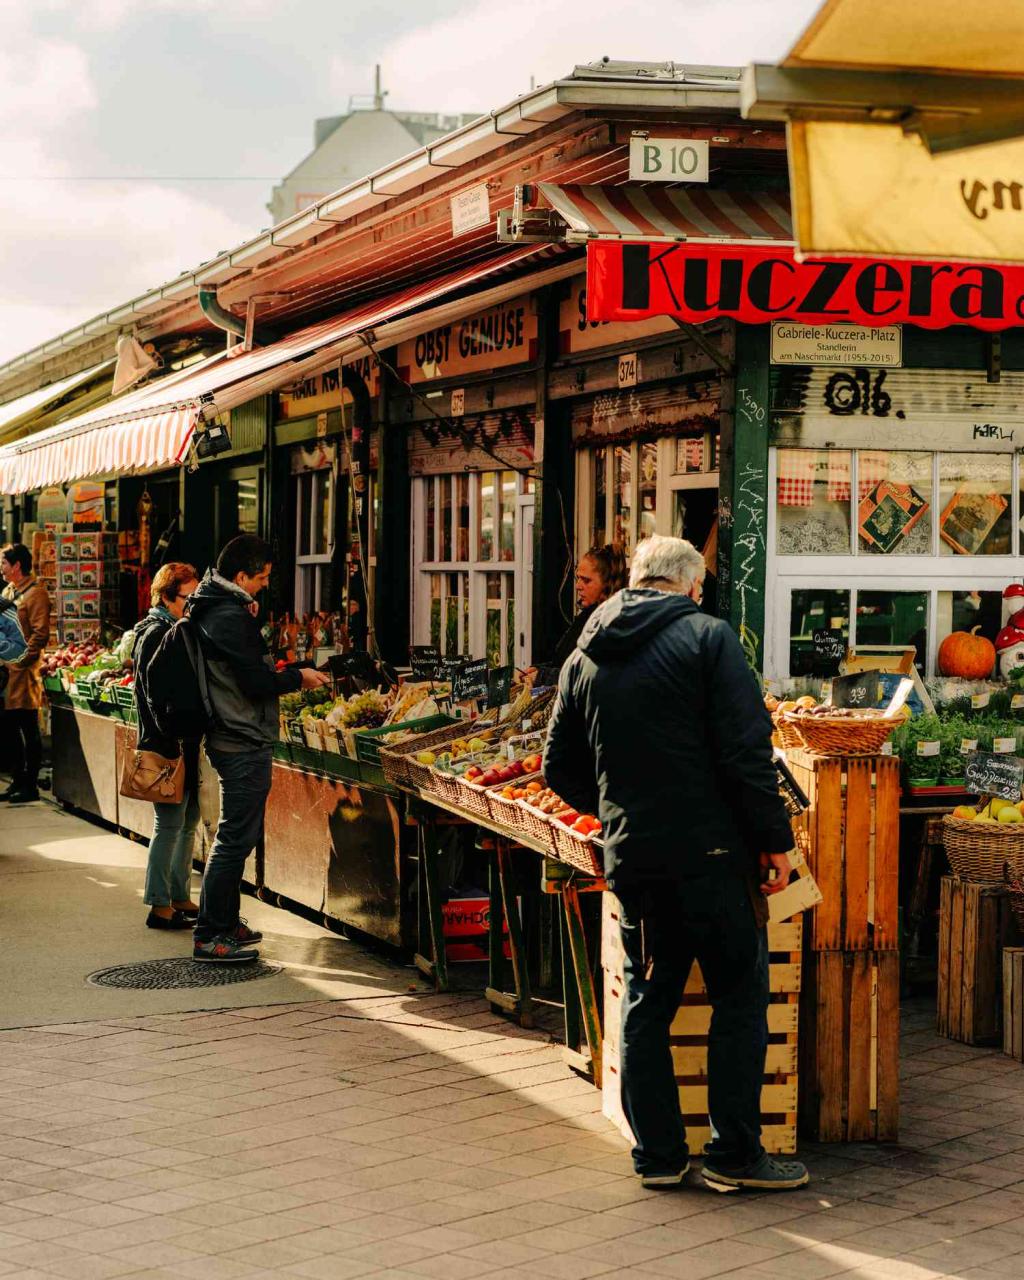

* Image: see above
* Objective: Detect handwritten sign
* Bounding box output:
[965,750,1024,802]
[451,658,489,702]
[831,670,880,710]
[486,664,513,709]
[409,645,442,681]
[812,628,845,675]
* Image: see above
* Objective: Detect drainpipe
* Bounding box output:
[198,289,245,341]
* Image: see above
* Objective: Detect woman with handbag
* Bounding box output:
[132,562,201,930]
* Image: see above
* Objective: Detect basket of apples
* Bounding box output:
[486,759,544,829]
[551,811,603,876]
[458,752,542,819]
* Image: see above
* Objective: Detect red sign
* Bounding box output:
[587,241,1024,332]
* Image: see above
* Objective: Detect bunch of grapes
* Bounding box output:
[341,690,388,729]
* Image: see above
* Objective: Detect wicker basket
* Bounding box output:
[550,822,603,876]
[943,814,1024,882]
[453,776,496,820]
[430,768,466,806]
[381,720,491,790]
[772,714,804,752]
[515,799,556,852]
[782,712,896,756]
[487,786,531,834]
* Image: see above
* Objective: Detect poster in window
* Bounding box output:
[939,490,1009,555]
[858,481,928,554]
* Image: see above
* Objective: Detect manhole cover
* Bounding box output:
[87,957,283,990]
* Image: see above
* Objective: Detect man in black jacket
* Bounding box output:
[188,535,329,963]
[544,534,807,1193]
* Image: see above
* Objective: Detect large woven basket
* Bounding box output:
[943,814,1024,882]
[782,712,896,756]
[515,799,556,853]
[772,715,804,752]
[382,721,492,790]
[551,822,603,877]
[487,786,531,834]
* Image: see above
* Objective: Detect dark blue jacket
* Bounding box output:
[543,588,793,888]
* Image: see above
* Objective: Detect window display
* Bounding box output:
[857,452,931,555]
[789,588,850,677]
[776,449,852,555]
[939,455,1012,556]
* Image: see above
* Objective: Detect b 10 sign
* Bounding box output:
[628,136,709,184]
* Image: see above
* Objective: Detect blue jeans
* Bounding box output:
[143,789,200,907]
[617,872,769,1177]
[195,747,273,942]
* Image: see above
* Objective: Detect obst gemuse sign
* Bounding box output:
[586,241,1024,330]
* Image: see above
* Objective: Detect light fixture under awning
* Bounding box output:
[533,183,793,245]
[0,247,572,495]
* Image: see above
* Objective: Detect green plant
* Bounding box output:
[900,713,944,781]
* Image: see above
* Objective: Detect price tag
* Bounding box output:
[972,692,991,709]
[452,658,489,702]
[916,740,940,758]
[1012,693,1024,710]
[995,737,1018,754]
[960,738,979,755]
[409,645,442,680]
[965,749,1024,800]
[832,670,880,709]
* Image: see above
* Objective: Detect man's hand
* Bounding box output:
[299,668,330,690]
[759,851,793,896]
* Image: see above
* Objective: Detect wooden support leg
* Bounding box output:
[498,840,534,1028]
[561,882,603,1089]
[485,841,533,1026]
[414,820,449,992]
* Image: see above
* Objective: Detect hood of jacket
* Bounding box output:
[578,588,698,661]
[188,569,248,618]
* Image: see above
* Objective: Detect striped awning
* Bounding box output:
[0,246,570,495]
[537,183,793,245]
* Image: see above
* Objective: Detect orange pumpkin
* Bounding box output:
[937,626,996,679]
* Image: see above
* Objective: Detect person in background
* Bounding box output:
[543,534,808,1194]
[552,544,627,670]
[0,597,26,662]
[188,535,330,964]
[1,543,51,804]
[133,562,202,931]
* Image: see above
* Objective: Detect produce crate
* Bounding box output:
[551,822,603,877]
[485,773,542,828]
[938,877,1020,1045]
[285,717,307,747]
[602,897,802,1156]
[453,775,500,820]
[515,798,556,853]
[799,949,899,1142]
[43,675,71,708]
[72,683,116,716]
[786,750,899,952]
[353,714,456,767]
[384,720,494,790]
[1003,947,1024,1063]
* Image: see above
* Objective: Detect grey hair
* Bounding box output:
[629,534,706,590]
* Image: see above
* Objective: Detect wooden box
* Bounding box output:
[1003,948,1024,1063]
[786,750,899,952]
[602,912,801,1155]
[938,877,1019,1046]
[799,949,899,1142]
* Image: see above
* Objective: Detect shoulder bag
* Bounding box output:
[119,747,185,805]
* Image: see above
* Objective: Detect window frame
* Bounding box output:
[294,467,335,614]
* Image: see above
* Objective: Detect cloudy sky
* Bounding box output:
[0,0,820,366]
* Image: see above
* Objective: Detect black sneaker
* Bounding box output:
[146,910,193,931]
[5,787,39,804]
[702,1151,809,1193]
[233,919,263,945]
[193,936,259,964]
[641,1161,691,1189]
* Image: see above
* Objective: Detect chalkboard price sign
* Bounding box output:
[409,645,442,680]
[452,658,489,702]
[965,750,1024,802]
[831,670,881,710]
[487,664,513,709]
[812,628,845,675]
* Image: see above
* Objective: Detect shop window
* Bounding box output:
[613,446,633,556]
[789,589,850,677]
[638,442,658,543]
[857,590,928,671]
[939,454,1012,556]
[776,449,852,555]
[591,446,607,548]
[500,473,517,562]
[479,471,496,560]
[294,468,334,613]
[857,451,932,556]
[936,590,1003,652]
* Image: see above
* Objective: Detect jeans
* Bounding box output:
[617,871,769,1177]
[143,789,200,907]
[195,747,272,942]
[7,709,42,790]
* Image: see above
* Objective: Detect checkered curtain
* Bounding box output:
[777,450,816,507]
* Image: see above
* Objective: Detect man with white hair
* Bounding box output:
[544,534,807,1193]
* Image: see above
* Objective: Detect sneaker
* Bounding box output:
[233,919,263,945]
[5,787,39,804]
[193,936,259,964]
[146,909,193,931]
[641,1161,691,1189]
[701,1151,809,1193]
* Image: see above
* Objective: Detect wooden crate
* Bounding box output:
[602,916,801,1156]
[938,877,1019,1046]
[799,949,899,1142]
[786,750,899,952]
[1003,948,1024,1063]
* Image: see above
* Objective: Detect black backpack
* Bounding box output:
[145,615,215,740]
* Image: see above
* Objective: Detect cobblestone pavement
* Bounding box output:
[0,989,1024,1280]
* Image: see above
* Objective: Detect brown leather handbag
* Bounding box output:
[119,748,185,804]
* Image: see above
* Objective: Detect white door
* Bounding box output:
[514,495,534,668]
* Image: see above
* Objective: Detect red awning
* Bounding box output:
[0,247,570,494]
[538,183,793,244]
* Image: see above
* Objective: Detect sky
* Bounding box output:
[0,0,821,367]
